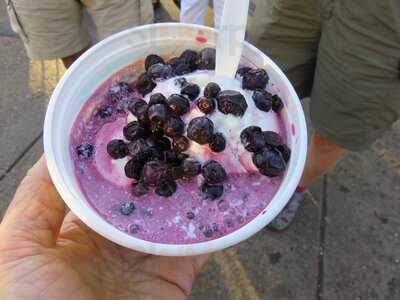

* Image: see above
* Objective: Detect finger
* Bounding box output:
[1,156,66,247]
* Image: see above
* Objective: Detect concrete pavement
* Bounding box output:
[0,1,399,299]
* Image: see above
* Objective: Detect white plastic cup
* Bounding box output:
[44,23,307,256]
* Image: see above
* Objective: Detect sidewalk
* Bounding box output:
[0,1,399,299]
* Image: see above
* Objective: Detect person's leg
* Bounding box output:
[6,0,91,65]
[180,0,209,25]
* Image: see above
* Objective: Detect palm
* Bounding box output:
[0,158,209,300]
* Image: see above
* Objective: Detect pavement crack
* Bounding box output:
[316,175,328,300]
[0,131,43,182]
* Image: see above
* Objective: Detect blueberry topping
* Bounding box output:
[167,94,190,116]
[202,160,227,184]
[164,150,187,165]
[76,142,94,159]
[182,159,202,178]
[155,180,177,197]
[236,66,252,77]
[181,83,201,101]
[180,49,198,70]
[142,160,169,186]
[217,200,229,212]
[246,130,266,152]
[124,158,144,180]
[223,216,234,228]
[252,148,286,177]
[109,81,133,102]
[107,140,128,159]
[168,58,191,76]
[252,89,273,112]
[172,136,190,152]
[129,224,141,234]
[209,133,226,153]
[170,165,185,180]
[187,116,214,145]
[263,131,284,147]
[186,211,195,220]
[196,97,216,114]
[164,116,185,138]
[197,48,216,70]
[276,144,291,163]
[145,54,165,71]
[174,77,188,88]
[240,126,263,152]
[242,68,269,91]
[217,90,248,117]
[203,82,221,98]
[203,226,214,237]
[120,202,135,216]
[128,100,149,124]
[97,105,113,118]
[202,183,224,200]
[272,95,284,113]
[136,73,156,96]
[147,103,169,124]
[127,138,151,160]
[132,181,149,197]
[123,121,147,141]
[147,63,172,80]
[212,223,219,232]
[150,121,164,137]
[151,136,172,152]
[148,93,167,107]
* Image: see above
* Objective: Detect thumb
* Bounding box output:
[1,156,66,247]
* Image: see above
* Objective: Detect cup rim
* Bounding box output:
[44,23,307,256]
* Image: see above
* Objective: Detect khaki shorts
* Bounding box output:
[6,0,154,60]
[248,0,400,151]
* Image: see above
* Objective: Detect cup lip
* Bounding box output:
[44,23,307,256]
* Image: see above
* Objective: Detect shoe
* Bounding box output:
[268,189,305,231]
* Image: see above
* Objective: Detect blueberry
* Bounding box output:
[181,83,201,101]
[242,68,269,90]
[132,181,149,197]
[204,82,221,98]
[155,180,177,197]
[164,150,188,166]
[246,131,266,152]
[120,202,135,216]
[107,140,128,159]
[187,116,214,145]
[217,90,248,117]
[212,223,219,232]
[209,133,226,153]
[164,116,185,138]
[145,54,165,71]
[263,131,284,147]
[76,142,94,159]
[129,224,141,234]
[136,73,156,96]
[197,48,216,70]
[172,136,190,152]
[223,216,234,228]
[142,160,169,186]
[128,100,149,124]
[186,211,195,220]
[127,138,150,160]
[97,105,113,118]
[217,200,229,212]
[174,77,188,88]
[272,95,284,113]
[202,182,224,200]
[180,49,198,71]
[252,89,273,112]
[276,144,291,163]
[150,121,164,137]
[109,81,133,102]
[170,165,185,180]
[203,226,214,238]
[167,94,190,116]
[149,136,171,151]
[252,148,286,177]
[202,160,227,184]
[170,60,191,76]
[182,159,202,178]
[148,93,167,107]
[240,126,262,152]
[236,66,252,77]
[124,158,144,180]
[123,121,147,141]
[167,57,182,69]
[147,63,172,80]
[147,103,169,124]
[196,97,216,114]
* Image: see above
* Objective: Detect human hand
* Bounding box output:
[0,157,210,300]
